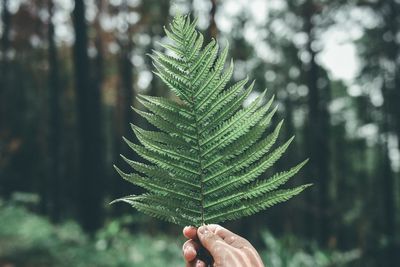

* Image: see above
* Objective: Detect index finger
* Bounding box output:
[206,224,251,248]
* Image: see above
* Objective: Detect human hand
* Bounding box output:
[182,224,264,267]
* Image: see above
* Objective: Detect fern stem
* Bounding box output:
[190,60,206,226]
[176,18,207,226]
[195,117,206,225]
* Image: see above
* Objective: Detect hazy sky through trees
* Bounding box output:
[0,0,398,171]
[0,0,360,80]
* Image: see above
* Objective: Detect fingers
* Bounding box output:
[206,225,263,266]
[183,239,199,262]
[207,224,251,248]
[183,239,208,266]
[183,226,207,267]
[198,225,251,266]
[183,226,198,240]
[197,225,226,256]
[198,225,265,267]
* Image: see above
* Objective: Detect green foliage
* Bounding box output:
[0,202,358,267]
[0,202,182,267]
[114,14,311,226]
[260,231,361,267]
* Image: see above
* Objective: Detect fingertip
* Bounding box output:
[183,246,197,262]
[183,226,190,236]
[183,225,193,233]
[184,225,198,239]
[183,239,201,263]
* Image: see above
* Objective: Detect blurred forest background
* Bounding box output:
[0,0,399,266]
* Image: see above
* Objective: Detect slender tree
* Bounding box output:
[386,8,400,257]
[302,0,331,246]
[112,0,137,202]
[0,0,11,119]
[146,0,170,97]
[120,0,135,143]
[208,0,217,39]
[0,0,11,193]
[93,0,105,106]
[47,0,62,222]
[0,0,10,69]
[72,0,104,232]
[387,0,400,163]
[355,0,400,262]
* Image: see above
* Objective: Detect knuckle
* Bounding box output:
[214,225,223,233]
[182,240,192,251]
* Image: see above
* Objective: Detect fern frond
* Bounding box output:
[113,14,311,226]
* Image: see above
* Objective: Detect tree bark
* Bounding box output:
[0,0,11,118]
[47,0,62,222]
[385,0,399,261]
[303,0,331,246]
[93,0,105,100]
[72,0,104,232]
[380,82,396,263]
[208,0,217,39]
[0,0,11,192]
[1,0,10,64]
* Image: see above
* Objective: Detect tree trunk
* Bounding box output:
[381,133,396,264]
[93,0,105,101]
[303,0,331,246]
[208,0,217,39]
[379,83,396,262]
[0,0,11,193]
[148,0,170,97]
[0,0,11,119]
[385,0,399,261]
[0,0,10,67]
[47,0,62,222]
[112,0,139,206]
[72,0,104,232]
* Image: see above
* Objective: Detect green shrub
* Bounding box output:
[0,201,360,267]
[261,231,361,267]
[0,202,182,267]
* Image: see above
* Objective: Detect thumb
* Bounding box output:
[197,225,225,256]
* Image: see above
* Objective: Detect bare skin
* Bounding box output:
[182,224,265,267]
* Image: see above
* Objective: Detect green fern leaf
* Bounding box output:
[113,14,311,226]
